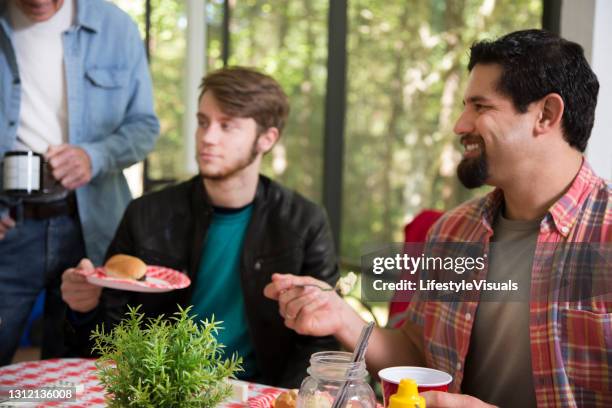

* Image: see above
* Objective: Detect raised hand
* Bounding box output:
[264,273,352,337]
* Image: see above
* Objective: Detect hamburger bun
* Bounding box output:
[273,390,298,408]
[104,254,147,280]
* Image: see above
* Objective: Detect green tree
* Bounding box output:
[341,0,542,259]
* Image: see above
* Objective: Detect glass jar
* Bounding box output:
[297,351,376,408]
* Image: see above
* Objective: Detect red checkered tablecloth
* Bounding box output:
[0,358,284,407]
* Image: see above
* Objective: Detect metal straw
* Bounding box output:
[331,321,376,408]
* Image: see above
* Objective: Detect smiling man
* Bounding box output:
[60,67,339,388]
[265,30,611,407]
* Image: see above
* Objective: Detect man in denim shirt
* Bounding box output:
[0,0,159,365]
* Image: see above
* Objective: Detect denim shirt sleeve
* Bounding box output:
[73,13,160,179]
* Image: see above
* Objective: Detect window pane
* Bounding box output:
[206,0,225,71]
[147,0,187,182]
[110,0,188,186]
[229,0,329,202]
[342,0,543,260]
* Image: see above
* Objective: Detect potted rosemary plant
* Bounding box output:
[91,305,242,407]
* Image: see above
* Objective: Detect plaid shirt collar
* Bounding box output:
[477,159,596,238]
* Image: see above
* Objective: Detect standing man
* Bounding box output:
[61,67,339,388]
[266,30,611,407]
[0,0,159,365]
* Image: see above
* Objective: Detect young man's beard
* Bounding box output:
[457,153,489,189]
[200,137,259,181]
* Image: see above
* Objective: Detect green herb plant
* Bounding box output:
[91,305,242,407]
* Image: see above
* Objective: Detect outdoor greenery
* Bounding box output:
[91,306,242,408]
[342,0,541,259]
[231,0,542,261]
[112,0,542,262]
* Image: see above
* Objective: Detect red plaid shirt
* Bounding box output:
[406,161,611,407]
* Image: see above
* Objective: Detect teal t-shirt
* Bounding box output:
[190,204,257,379]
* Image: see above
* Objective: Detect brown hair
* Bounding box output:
[199,66,290,135]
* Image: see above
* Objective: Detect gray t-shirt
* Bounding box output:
[461,212,540,408]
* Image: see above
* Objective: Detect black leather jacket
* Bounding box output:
[69,175,340,388]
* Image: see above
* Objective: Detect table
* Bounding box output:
[0,358,284,407]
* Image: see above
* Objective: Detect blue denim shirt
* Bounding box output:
[0,0,160,264]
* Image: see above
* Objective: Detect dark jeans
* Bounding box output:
[0,215,86,365]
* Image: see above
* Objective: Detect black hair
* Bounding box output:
[468,29,599,152]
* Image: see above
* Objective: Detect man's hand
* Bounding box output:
[263,273,351,337]
[46,144,92,190]
[421,391,498,408]
[61,258,102,313]
[0,214,16,240]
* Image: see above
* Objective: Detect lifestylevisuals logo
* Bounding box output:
[360,242,611,303]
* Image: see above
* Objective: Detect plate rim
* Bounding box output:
[86,266,190,293]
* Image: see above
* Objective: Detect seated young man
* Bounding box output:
[265,30,611,407]
[61,67,339,388]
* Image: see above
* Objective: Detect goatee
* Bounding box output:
[457,154,488,189]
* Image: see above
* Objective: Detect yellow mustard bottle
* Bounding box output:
[388,379,426,408]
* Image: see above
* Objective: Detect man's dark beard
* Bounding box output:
[457,154,488,189]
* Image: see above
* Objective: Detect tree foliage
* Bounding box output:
[230,0,541,260]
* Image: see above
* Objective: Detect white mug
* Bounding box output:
[2,151,43,194]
